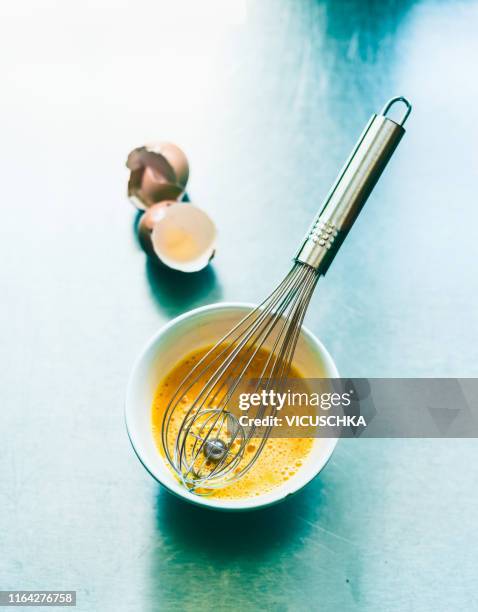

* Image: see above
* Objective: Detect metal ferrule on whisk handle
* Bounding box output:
[296,97,411,273]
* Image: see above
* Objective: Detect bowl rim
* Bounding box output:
[125,301,340,511]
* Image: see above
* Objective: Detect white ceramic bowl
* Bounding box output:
[125,303,339,511]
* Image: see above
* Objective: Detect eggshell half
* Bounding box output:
[150,203,216,273]
[126,142,189,210]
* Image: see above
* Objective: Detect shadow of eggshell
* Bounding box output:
[151,202,216,273]
[138,201,177,255]
[126,142,189,210]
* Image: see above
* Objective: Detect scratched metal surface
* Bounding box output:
[1,1,478,610]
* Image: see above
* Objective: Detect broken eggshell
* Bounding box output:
[126,142,190,210]
[144,202,216,273]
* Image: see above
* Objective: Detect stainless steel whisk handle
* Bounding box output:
[295,97,411,273]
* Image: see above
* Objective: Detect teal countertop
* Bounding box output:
[1,1,478,610]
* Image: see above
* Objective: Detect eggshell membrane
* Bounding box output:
[151,203,216,273]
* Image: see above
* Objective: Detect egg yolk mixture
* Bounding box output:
[151,345,313,499]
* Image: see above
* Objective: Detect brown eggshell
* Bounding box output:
[137,202,176,255]
[150,202,217,273]
[152,142,189,189]
[138,166,183,206]
[126,142,189,210]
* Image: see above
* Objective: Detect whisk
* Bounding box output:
[162,97,411,492]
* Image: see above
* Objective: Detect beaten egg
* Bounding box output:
[151,344,313,499]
